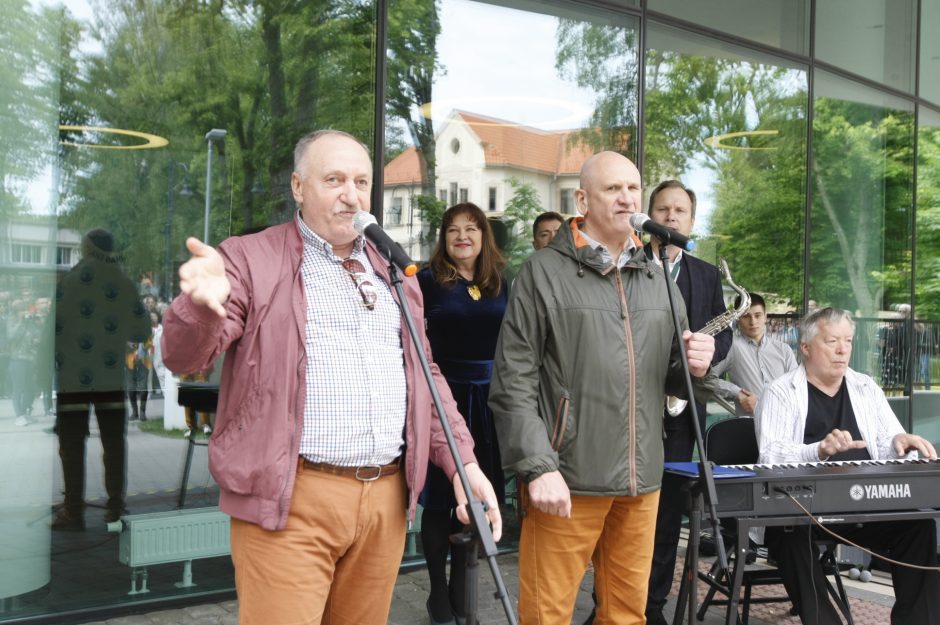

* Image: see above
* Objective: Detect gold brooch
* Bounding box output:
[467,284,481,301]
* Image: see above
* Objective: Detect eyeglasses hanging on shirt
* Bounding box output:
[341,258,378,310]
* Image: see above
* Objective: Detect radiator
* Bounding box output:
[108,507,230,594]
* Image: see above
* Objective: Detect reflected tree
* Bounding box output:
[54,0,379,286]
[556,28,811,307]
[0,1,69,217]
[644,51,808,306]
[555,18,638,158]
[501,177,543,275]
[916,125,940,319]
[809,99,914,316]
[387,0,441,199]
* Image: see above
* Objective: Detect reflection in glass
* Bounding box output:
[809,71,914,389]
[912,108,940,437]
[384,0,638,273]
[922,1,940,106]
[2,0,386,619]
[644,22,808,308]
[815,0,916,93]
[648,0,809,55]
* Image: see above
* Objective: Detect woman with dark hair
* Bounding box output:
[419,203,507,625]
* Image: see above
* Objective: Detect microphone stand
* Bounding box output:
[387,261,517,625]
[654,241,730,615]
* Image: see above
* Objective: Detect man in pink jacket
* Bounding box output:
[162,129,501,625]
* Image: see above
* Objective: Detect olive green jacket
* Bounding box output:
[490,218,716,496]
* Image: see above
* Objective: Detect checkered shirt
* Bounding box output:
[295,214,406,466]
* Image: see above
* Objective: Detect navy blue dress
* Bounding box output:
[418,267,507,510]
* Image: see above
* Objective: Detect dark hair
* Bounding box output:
[648,180,697,220]
[735,291,765,310]
[428,203,505,298]
[532,211,565,237]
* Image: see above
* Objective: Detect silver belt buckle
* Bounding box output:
[355,464,382,481]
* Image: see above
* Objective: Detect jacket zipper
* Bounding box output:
[614,270,638,495]
[279,266,307,528]
[550,391,571,450]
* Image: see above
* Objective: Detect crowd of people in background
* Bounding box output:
[1,272,172,428]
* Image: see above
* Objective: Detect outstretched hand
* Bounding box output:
[178,237,231,318]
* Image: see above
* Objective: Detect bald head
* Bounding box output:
[579,151,639,189]
[575,151,642,254]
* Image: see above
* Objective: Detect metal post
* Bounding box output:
[203,129,227,244]
[165,164,175,299]
[203,143,213,243]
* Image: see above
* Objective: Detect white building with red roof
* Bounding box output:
[382,110,599,259]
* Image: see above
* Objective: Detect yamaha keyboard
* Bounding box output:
[702,458,940,518]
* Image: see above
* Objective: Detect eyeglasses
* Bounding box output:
[341,258,378,310]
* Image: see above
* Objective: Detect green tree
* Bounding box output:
[645,51,808,305]
[56,0,380,289]
[415,193,445,252]
[555,18,638,158]
[387,0,441,198]
[0,1,67,217]
[916,125,940,319]
[501,177,543,275]
[809,99,914,317]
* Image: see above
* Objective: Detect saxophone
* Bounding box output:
[665,258,750,417]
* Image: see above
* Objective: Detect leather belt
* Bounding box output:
[300,457,400,482]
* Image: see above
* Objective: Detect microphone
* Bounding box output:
[629,213,695,252]
[352,211,418,277]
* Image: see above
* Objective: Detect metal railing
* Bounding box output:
[765,314,939,392]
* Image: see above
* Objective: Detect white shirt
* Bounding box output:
[754,365,907,465]
[712,331,797,416]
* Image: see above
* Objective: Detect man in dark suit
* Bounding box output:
[644,180,732,625]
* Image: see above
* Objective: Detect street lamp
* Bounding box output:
[204,128,227,243]
[166,162,193,298]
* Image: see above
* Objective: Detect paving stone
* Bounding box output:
[74,550,897,625]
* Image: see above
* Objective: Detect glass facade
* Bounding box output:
[809,71,915,403]
[815,0,917,93]
[1,0,939,622]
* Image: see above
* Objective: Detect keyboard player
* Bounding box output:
[755,307,940,625]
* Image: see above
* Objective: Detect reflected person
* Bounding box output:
[52,229,150,530]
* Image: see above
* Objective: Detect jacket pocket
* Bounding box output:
[550,390,572,451]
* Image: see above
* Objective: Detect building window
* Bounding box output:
[439,189,447,202]
[449,182,458,205]
[56,246,74,266]
[387,197,403,226]
[488,187,497,211]
[560,189,574,214]
[12,243,41,264]
[459,188,468,203]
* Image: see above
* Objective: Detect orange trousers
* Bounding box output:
[517,490,660,625]
[230,462,407,625]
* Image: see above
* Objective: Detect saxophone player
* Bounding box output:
[644,180,732,625]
